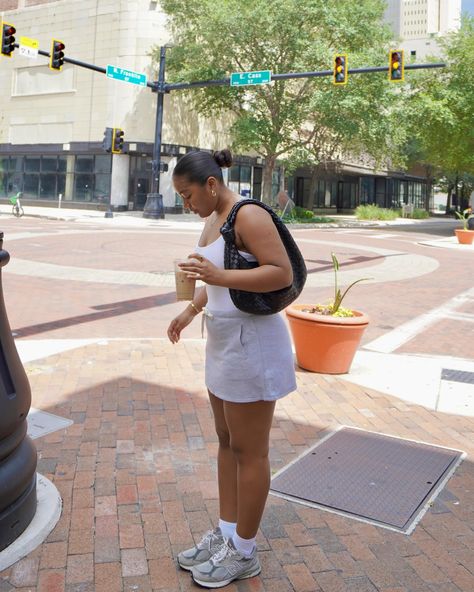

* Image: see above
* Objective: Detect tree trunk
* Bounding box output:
[445,184,453,214]
[424,165,433,212]
[307,167,318,211]
[262,156,276,205]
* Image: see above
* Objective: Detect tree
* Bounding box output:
[404,17,474,211]
[155,0,403,203]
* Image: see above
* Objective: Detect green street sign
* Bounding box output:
[106,65,147,87]
[230,70,272,87]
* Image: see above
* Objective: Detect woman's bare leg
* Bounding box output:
[208,391,237,523]
[223,399,276,539]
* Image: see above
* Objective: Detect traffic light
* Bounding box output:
[333,54,347,85]
[102,127,113,153]
[112,128,124,153]
[1,22,16,57]
[389,49,404,82]
[49,39,65,71]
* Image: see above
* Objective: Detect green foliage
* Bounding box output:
[355,204,399,220]
[454,207,474,230]
[277,207,334,224]
[410,208,430,219]
[303,252,370,317]
[404,17,474,178]
[156,0,403,199]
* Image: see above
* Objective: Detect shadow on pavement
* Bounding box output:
[12,292,176,338]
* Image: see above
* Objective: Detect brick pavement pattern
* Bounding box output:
[1,339,473,592]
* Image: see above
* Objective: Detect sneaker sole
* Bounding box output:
[192,565,261,588]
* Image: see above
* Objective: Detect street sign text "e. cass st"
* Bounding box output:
[230,70,272,87]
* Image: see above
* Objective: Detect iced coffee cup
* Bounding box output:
[174,258,196,301]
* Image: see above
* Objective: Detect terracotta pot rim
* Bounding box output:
[285,304,369,325]
[455,228,474,234]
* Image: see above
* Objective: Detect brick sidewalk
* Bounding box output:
[1,339,473,592]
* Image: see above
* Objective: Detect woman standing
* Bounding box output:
[167,149,297,588]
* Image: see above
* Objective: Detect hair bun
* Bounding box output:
[212,149,233,169]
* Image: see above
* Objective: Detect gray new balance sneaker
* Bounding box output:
[177,527,225,571]
[191,537,261,588]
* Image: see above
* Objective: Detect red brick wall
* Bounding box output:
[0,1,19,10]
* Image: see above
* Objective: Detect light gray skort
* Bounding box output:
[204,308,296,403]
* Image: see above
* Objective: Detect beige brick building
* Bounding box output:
[0,0,242,212]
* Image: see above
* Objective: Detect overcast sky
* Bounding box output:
[462,0,474,16]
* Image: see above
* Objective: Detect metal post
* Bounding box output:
[0,233,37,552]
[143,46,167,219]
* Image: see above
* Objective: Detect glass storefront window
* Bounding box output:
[74,174,94,201]
[229,166,240,182]
[240,166,251,183]
[42,157,58,172]
[94,174,110,203]
[24,174,39,198]
[25,157,40,172]
[39,173,57,199]
[95,155,111,174]
[58,157,67,173]
[75,156,94,173]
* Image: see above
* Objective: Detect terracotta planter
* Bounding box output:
[286,304,369,374]
[455,229,474,245]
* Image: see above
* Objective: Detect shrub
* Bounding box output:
[411,208,430,219]
[355,204,399,220]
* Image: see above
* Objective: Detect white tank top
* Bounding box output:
[195,235,257,312]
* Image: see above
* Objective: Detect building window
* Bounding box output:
[229,164,255,198]
[0,154,111,202]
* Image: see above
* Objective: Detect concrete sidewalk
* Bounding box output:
[0,337,473,592]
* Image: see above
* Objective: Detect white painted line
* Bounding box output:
[16,339,100,363]
[364,287,474,353]
[345,350,474,416]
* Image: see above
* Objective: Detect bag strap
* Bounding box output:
[220,199,280,244]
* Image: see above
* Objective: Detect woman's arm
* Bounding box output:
[182,205,293,293]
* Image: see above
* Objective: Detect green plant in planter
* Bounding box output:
[454,207,474,230]
[303,253,371,317]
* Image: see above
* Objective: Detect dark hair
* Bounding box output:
[173,149,233,185]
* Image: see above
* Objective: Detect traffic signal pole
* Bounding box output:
[6,38,446,221]
[143,45,167,219]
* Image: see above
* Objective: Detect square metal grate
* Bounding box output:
[270,426,464,534]
[441,368,474,384]
[27,408,73,439]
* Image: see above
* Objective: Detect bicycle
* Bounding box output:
[9,192,24,218]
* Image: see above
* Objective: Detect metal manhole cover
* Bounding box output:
[441,368,474,384]
[270,426,464,534]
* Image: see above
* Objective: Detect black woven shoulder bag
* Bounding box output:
[219,199,307,315]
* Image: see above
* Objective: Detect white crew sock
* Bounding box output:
[218,518,237,540]
[232,532,256,557]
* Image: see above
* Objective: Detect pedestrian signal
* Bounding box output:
[102,127,113,153]
[50,39,65,71]
[333,54,347,85]
[112,128,124,154]
[1,22,16,57]
[389,49,404,82]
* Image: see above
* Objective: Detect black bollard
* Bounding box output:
[143,192,165,219]
[0,232,37,552]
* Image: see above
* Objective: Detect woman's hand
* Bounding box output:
[179,254,223,286]
[167,307,195,344]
